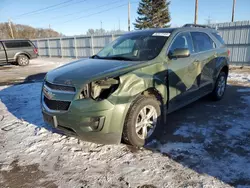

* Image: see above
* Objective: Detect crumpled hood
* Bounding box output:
[46,58,146,86]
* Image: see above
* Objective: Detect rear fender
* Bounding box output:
[14,52,31,61]
[213,57,229,81]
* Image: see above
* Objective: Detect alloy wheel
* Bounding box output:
[217,76,226,97]
[135,105,158,139]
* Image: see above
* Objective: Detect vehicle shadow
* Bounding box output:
[0,73,59,133]
[145,83,250,187]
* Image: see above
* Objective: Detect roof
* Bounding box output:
[124,25,216,36]
[0,39,31,42]
[124,28,177,36]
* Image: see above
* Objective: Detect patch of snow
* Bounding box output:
[237,88,250,93]
[228,72,250,82]
[154,95,250,185]
[2,71,250,187]
[0,83,231,187]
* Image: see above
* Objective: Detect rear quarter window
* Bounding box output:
[4,41,32,48]
[212,33,226,45]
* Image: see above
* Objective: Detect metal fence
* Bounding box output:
[210,20,250,66]
[32,34,122,59]
[32,20,250,66]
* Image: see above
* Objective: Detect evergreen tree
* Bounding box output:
[134,0,171,29]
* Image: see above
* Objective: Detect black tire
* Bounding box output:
[122,95,162,147]
[17,55,29,66]
[211,72,227,101]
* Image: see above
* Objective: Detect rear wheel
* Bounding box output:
[211,72,227,101]
[122,96,162,147]
[17,55,29,66]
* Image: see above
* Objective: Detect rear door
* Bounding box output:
[190,32,217,93]
[0,42,7,64]
[167,32,200,111]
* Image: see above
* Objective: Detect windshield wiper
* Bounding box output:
[103,56,133,61]
[90,54,101,59]
[91,55,134,61]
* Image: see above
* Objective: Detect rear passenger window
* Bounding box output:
[191,32,216,52]
[212,33,225,45]
[4,41,32,48]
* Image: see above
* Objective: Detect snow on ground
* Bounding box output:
[228,72,250,83]
[30,57,74,67]
[0,71,250,187]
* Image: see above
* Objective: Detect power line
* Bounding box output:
[13,0,74,19]
[47,0,122,21]
[54,2,136,26]
[18,0,88,18]
[0,1,14,11]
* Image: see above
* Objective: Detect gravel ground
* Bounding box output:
[0,59,250,188]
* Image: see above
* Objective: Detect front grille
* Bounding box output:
[44,96,70,111]
[45,81,76,92]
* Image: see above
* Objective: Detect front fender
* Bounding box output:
[110,72,168,105]
[105,72,168,142]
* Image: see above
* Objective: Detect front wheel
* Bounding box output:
[211,72,227,101]
[122,96,162,147]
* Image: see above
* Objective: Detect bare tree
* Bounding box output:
[0,22,61,39]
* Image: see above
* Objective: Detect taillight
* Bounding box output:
[227,49,230,57]
[34,48,38,54]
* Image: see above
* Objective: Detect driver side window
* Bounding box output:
[169,32,194,54]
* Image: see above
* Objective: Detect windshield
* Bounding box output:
[96,32,170,61]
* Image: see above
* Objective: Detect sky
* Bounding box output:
[0,0,250,36]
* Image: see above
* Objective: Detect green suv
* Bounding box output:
[41,24,229,147]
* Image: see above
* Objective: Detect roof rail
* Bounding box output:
[182,24,211,28]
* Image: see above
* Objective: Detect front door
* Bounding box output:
[167,32,199,112]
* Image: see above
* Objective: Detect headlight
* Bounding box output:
[79,78,119,100]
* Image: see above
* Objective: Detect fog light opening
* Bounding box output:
[90,117,105,131]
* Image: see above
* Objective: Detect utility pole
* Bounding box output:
[8,19,14,39]
[128,0,131,31]
[194,0,198,24]
[119,18,120,31]
[205,16,212,25]
[100,21,103,34]
[231,0,236,22]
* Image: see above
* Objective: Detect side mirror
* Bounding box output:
[169,48,190,59]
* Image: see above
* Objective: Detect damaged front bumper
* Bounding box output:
[41,84,131,145]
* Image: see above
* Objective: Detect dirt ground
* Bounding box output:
[0,58,250,187]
